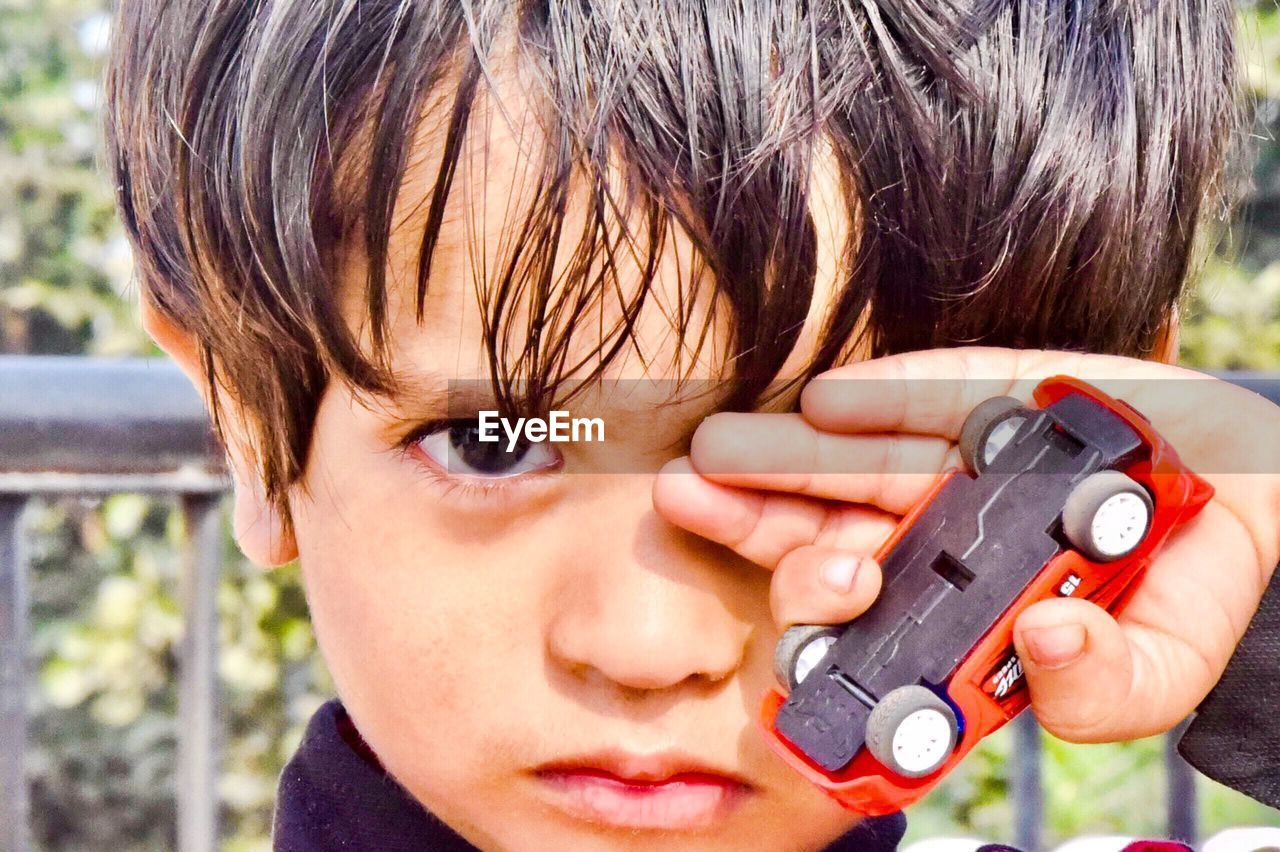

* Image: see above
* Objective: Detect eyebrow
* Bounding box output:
[378,368,507,417]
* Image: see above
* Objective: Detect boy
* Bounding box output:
[104,1,1280,849]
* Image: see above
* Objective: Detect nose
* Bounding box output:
[545,489,757,694]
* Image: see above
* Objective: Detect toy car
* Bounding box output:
[761,376,1214,815]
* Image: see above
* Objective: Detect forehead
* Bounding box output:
[336,49,853,408]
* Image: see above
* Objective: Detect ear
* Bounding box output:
[1149,306,1181,366]
[141,297,299,568]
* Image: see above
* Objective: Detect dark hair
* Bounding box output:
[104,0,1243,526]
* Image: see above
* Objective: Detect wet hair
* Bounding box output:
[104,0,1243,525]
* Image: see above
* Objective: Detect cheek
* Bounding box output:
[290,466,553,796]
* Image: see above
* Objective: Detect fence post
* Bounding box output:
[176,494,222,852]
[1166,720,1198,844]
[0,496,29,852]
[1011,711,1044,852]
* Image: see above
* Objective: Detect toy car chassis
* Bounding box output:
[761,376,1214,815]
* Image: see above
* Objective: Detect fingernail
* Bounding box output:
[1022,623,1087,669]
[819,555,860,594]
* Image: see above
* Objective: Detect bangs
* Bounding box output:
[329,3,829,421]
[106,0,1242,513]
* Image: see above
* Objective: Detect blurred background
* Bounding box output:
[1,1,1278,850]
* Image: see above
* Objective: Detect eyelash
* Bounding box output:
[395,417,562,500]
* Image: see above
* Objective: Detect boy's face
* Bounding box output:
[286,73,864,851]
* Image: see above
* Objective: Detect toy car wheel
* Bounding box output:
[864,685,959,779]
[1061,470,1154,562]
[774,624,842,690]
[958,396,1028,474]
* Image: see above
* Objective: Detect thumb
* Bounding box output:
[1012,597,1145,743]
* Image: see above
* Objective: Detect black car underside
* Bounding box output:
[775,393,1145,772]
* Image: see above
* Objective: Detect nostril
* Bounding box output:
[547,609,749,694]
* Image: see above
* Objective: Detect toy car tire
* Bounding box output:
[958,396,1027,473]
[774,624,843,690]
[1061,470,1154,562]
[865,685,959,778]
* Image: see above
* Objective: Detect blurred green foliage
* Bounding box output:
[0,0,145,356]
[0,1,1277,849]
[1180,3,1280,371]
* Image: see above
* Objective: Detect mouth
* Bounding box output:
[532,751,753,831]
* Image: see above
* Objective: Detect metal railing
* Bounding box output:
[1,356,1278,852]
[0,357,227,852]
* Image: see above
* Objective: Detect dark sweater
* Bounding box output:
[272,700,908,851]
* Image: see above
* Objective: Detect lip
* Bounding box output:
[532,751,753,830]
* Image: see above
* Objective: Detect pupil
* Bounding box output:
[449,421,530,474]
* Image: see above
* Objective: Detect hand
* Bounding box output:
[652,347,1280,742]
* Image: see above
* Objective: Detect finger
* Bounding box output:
[688,412,956,514]
[800,347,1086,438]
[1013,596,1209,743]
[797,347,1280,555]
[798,345,1247,443]
[652,456,898,570]
[770,547,883,629]
[1012,488,1266,743]
[1089,500,1265,720]
[1013,598,1149,741]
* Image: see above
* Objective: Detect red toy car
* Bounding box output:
[761,376,1213,815]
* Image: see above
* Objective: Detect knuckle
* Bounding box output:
[1032,684,1130,743]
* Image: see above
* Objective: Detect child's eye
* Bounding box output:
[413,420,562,478]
